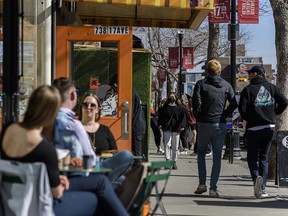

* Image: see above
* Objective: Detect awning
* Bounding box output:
[62,0,214,29]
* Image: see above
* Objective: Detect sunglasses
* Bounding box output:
[82,102,97,110]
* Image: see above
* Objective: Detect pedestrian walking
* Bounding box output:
[179,99,191,155]
[132,89,146,164]
[192,59,237,197]
[238,66,288,199]
[150,105,164,154]
[158,92,186,170]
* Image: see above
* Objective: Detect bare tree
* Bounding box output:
[269,0,288,131]
[267,0,288,180]
[207,21,220,61]
[146,18,252,103]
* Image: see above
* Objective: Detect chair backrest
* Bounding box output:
[128,160,173,216]
[116,162,150,210]
[0,160,55,216]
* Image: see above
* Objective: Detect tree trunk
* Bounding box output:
[207,21,220,61]
[268,0,288,180]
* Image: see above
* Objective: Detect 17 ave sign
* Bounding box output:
[94,26,129,35]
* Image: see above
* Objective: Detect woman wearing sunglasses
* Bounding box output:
[79,93,134,188]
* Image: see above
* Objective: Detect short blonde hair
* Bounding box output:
[20,85,61,129]
[206,59,221,76]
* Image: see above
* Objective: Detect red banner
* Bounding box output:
[168,47,179,69]
[238,0,259,24]
[157,67,166,83]
[183,47,194,69]
[209,0,230,23]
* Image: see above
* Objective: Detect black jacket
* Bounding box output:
[192,75,237,123]
[239,77,287,128]
[132,90,146,135]
[158,104,186,132]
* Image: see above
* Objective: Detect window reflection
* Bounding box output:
[72,41,119,116]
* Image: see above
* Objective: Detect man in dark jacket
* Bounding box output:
[239,66,287,199]
[192,59,237,198]
[132,90,146,164]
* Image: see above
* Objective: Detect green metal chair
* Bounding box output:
[128,160,174,216]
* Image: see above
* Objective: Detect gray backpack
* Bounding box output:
[0,160,55,216]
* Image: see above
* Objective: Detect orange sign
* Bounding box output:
[90,77,99,90]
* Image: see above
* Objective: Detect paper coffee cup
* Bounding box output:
[63,154,71,170]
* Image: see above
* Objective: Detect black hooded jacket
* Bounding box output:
[239,77,287,128]
[192,75,237,123]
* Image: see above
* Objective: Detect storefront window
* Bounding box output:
[71,42,119,117]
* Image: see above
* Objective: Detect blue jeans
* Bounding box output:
[197,123,226,190]
[245,128,274,190]
[68,174,128,216]
[53,191,98,216]
[101,150,134,187]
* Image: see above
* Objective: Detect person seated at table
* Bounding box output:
[79,92,134,183]
[44,78,133,188]
[79,92,117,154]
[0,85,128,216]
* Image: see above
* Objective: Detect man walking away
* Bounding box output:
[192,59,237,198]
[239,66,287,199]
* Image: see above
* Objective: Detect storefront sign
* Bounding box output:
[90,77,99,90]
[94,26,129,35]
[238,0,259,24]
[209,0,230,23]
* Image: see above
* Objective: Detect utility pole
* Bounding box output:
[178,30,184,98]
[230,0,237,91]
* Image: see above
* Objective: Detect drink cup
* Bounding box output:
[58,159,63,170]
[83,155,94,169]
[63,154,71,170]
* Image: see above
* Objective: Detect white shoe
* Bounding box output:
[157,148,164,155]
[209,189,220,198]
[261,190,269,198]
[254,176,263,199]
[180,150,188,155]
[205,152,212,157]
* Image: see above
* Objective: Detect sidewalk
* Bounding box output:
[148,139,288,216]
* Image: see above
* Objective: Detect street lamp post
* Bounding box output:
[224,0,242,163]
[178,30,184,98]
[230,0,236,91]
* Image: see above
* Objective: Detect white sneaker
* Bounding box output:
[261,190,269,198]
[254,176,263,199]
[157,148,164,155]
[209,189,220,198]
[180,150,188,155]
[205,152,212,157]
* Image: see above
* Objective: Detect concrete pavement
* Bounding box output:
[148,139,288,216]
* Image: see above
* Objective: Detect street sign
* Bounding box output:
[94,26,129,35]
